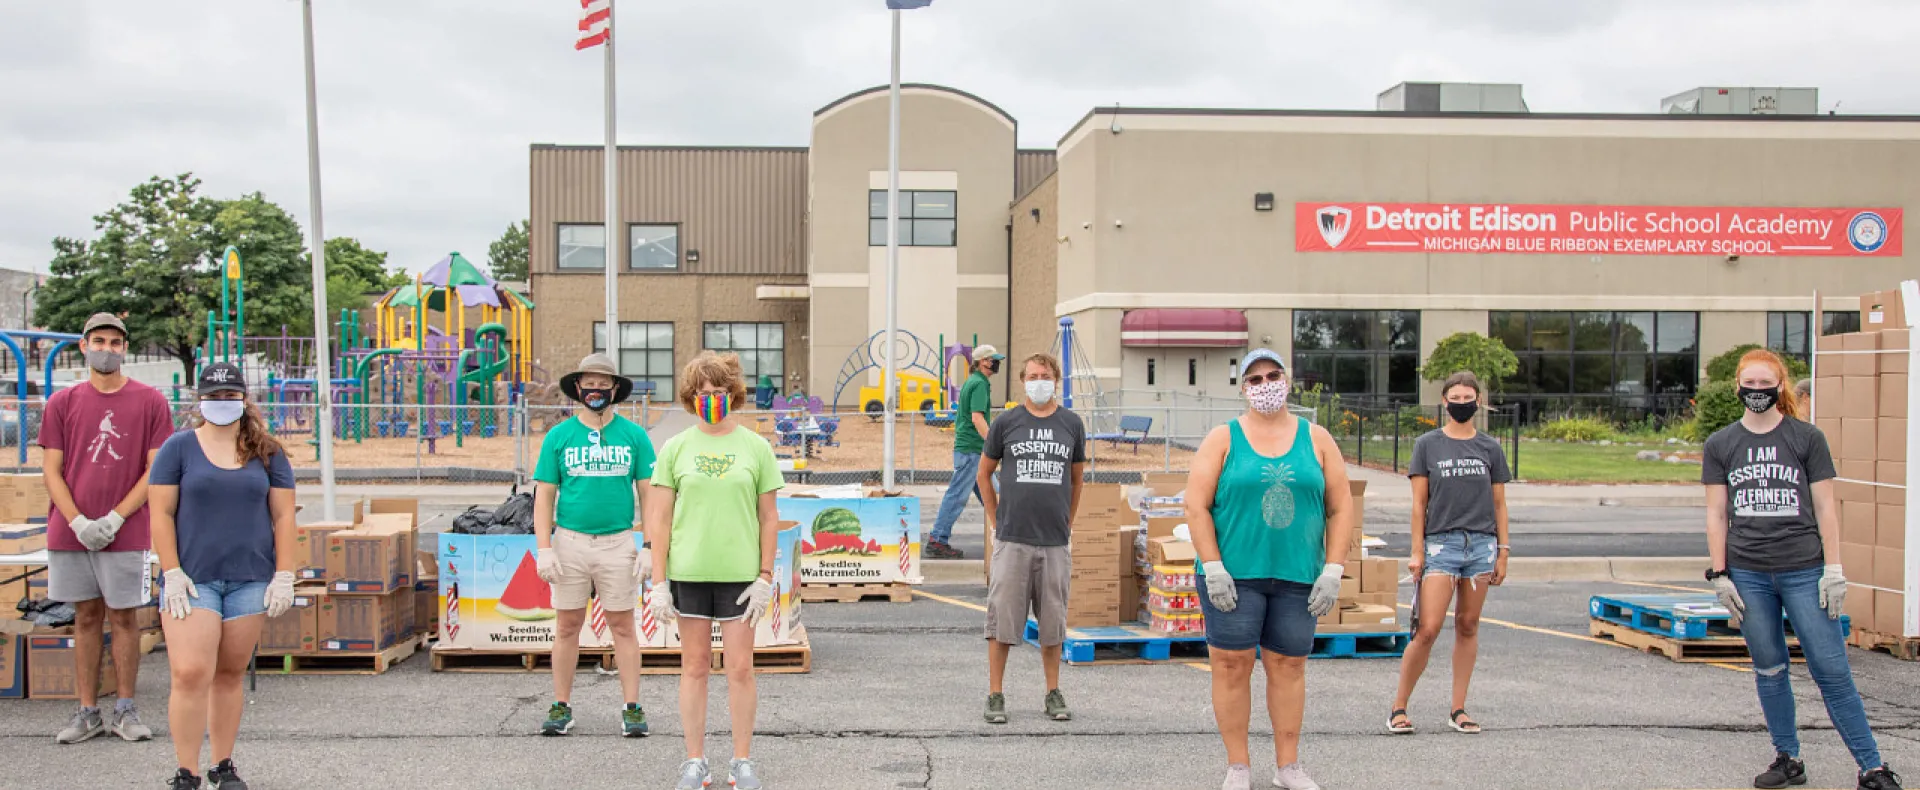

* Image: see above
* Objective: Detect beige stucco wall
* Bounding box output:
[807,87,1017,404]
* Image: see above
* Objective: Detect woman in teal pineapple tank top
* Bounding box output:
[1186,349,1357,790]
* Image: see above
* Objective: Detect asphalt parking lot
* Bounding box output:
[4,579,1919,789]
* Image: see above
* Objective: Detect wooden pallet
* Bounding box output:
[716,629,812,674]
[800,582,912,603]
[1849,628,1920,661]
[433,629,813,675]
[430,646,614,674]
[1589,619,1805,664]
[252,634,422,675]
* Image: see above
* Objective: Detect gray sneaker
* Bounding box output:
[1273,762,1321,790]
[1044,688,1072,721]
[984,692,1008,725]
[110,706,153,741]
[1222,764,1252,790]
[729,758,762,790]
[55,707,105,744]
[675,758,711,789]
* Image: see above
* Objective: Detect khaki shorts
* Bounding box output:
[986,540,1070,647]
[49,550,152,611]
[551,529,639,612]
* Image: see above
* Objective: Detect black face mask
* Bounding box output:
[1446,400,1479,424]
[1737,386,1780,414]
[580,388,613,412]
[985,360,1000,375]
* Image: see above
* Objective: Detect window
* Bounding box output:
[1769,311,1862,362]
[558,224,606,270]
[1489,310,1700,420]
[629,224,679,270]
[1146,358,1155,386]
[1291,310,1420,403]
[868,190,957,247]
[702,322,784,379]
[592,322,674,399]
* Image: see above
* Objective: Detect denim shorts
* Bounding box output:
[184,579,270,621]
[1194,575,1317,657]
[1424,530,1498,579]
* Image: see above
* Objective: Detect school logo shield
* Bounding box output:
[1315,206,1353,248]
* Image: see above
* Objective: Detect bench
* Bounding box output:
[1091,415,1153,454]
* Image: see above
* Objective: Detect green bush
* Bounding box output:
[1529,415,1614,442]
[1691,380,1745,438]
[1705,343,1811,383]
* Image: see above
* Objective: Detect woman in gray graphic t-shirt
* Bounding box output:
[1702,349,1898,790]
[1389,371,1510,736]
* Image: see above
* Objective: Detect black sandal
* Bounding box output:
[1387,708,1413,734]
[1449,709,1481,734]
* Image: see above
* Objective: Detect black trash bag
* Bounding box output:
[483,521,531,535]
[450,506,495,535]
[491,492,535,533]
[21,598,75,628]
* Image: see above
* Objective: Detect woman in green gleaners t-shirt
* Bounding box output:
[645,351,783,790]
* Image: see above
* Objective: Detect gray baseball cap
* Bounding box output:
[82,312,127,338]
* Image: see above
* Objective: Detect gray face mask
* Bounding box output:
[85,350,124,374]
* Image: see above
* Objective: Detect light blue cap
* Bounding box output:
[1240,348,1286,372]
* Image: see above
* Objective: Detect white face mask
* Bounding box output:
[1024,379,1056,405]
[200,400,246,426]
[1246,381,1289,414]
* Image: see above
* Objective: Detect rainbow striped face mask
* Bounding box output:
[697,393,730,425]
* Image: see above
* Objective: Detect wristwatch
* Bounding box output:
[1704,568,1729,582]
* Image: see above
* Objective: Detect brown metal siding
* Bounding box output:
[530,146,808,276]
[1014,149,1057,202]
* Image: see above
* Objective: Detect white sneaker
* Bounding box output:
[1222,764,1252,790]
[1274,762,1321,790]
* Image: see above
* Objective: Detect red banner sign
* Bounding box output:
[1295,202,1902,257]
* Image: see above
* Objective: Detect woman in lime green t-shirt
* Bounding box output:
[645,352,783,790]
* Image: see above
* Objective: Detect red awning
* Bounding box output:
[1120,309,1249,347]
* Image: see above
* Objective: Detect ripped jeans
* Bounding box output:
[1730,566,1882,771]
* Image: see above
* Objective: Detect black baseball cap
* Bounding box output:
[197,362,247,396]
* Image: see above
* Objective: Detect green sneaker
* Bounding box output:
[621,703,650,737]
[1045,689,1072,721]
[540,702,574,736]
[984,693,1008,725]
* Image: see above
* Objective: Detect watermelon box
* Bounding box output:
[780,497,921,585]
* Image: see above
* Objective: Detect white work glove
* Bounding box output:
[263,571,297,618]
[632,551,647,584]
[1307,563,1345,618]
[1201,561,1238,612]
[75,512,126,552]
[162,568,198,621]
[1713,574,1746,629]
[535,547,560,584]
[1818,564,1848,620]
[736,578,775,625]
[645,581,677,624]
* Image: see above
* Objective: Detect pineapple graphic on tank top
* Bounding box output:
[1210,416,1327,585]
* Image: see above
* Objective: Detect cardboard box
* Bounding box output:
[1142,517,1183,541]
[1874,589,1905,637]
[326,522,412,593]
[1340,603,1397,627]
[1069,527,1124,558]
[1069,578,1122,600]
[1875,547,1906,592]
[296,522,356,581]
[1316,604,1347,628]
[1121,575,1145,622]
[0,630,24,699]
[1883,329,1911,374]
[1882,504,1909,550]
[1362,558,1397,593]
[1841,542,1875,580]
[1863,289,1907,334]
[1843,376,1880,419]
[1841,419,1878,463]
[1814,377,1843,420]
[1070,549,1128,579]
[1817,418,1843,456]
[0,525,46,555]
[1067,610,1121,628]
[25,630,114,699]
[259,592,320,655]
[1845,583,1875,632]
[1840,460,1878,495]
[1886,375,1910,419]
[1881,418,1908,463]
[783,495,924,584]
[1882,462,1909,506]
[0,474,50,523]
[1146,537,1195,567]
[366,498,418,528]
[1074,484,1135,526]
[1842,332,1882,377]
[1142,472,1186,497]
[1843,501,1878,546]
[316,589,413,652]
[1354,591,1397,608]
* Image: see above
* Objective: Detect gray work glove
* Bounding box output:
[1307,563,1345,618]
[1713,574,1746,629]
[736,578,775,625]
[1818,564,1847,620]
[645,581,677,624]
[1201,561,1238,612]
[163,568,198,621]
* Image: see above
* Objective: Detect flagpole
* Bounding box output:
[603,0,620,374]
[301,0,338,521]
[882,8,902,490]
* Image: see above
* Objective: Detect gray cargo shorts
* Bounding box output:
[986,539,1070,647]
[49,550,152,610]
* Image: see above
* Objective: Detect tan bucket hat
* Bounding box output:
[558,353,634,405]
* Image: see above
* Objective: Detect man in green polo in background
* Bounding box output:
[927,345,1004,559]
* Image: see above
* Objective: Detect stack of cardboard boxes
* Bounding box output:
[1318,480,1402,631]
[1065,485,1140,628]
[1821,287,1912,641]
[264,498,429,657]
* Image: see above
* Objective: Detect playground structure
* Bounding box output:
[203,248,541,455]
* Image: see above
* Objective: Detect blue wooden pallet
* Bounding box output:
[1024,620,1410,664]
[1588,594,1849,641]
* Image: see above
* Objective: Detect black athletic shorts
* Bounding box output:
[670,581,752,621]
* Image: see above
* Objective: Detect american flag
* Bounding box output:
[588,597,608,639]
[576,0,611,50]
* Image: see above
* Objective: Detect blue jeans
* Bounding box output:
[1730,566,1882,770]
[184,579,270,621]
[930,451,983,545]
[1194,576,1317,657]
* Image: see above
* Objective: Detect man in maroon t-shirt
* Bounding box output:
[41,313,175,745]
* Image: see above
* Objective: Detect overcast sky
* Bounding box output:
[2,0,1914,277]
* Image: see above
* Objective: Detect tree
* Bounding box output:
[487,220,530,281]
[309,237,407,317]
[1705,343,1811,383]
[34,174,314,381]
[1420,332,1520,392]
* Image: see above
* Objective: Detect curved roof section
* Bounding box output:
[813,83,1016,128]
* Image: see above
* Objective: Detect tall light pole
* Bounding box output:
[881,7,902,490]
[301,0,338,520]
